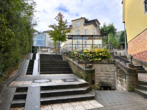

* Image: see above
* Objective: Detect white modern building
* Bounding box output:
[33,30,54,53]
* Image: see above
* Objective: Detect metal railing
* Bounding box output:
[61,44,105,53]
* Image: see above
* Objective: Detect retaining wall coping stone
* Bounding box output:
[68,58,95,74]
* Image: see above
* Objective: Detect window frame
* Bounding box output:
[76,22,80,27]
[84,40,87,47]
[84,29,88,35]
[144,0,147,13]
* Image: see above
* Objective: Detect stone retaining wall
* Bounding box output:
[62,55,95,85]
[115,60,138,92]
[62,55,138,91]
[93,64,116,90]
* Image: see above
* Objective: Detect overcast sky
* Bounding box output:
[33,0,124,32]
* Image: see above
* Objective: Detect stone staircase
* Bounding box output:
[114,55,147,98]
[40,82,94,105]
[26,60,34,75]
[135,65,146,73]
[26,53,36,75]
[40,54,72,74]
[135,65,147,98]
[39,54,95,105]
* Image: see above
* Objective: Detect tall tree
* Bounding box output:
[49,12,70,52]
[118,31,125,49]
[100,23,117,48]
[101,23,116,37]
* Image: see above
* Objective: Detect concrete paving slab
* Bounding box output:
[95,91,147,110]
[33,59,39,76]
[24,87,40,110]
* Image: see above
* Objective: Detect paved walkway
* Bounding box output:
[94,91,147,110]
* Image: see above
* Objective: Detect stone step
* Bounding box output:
[135,65,143,69]
[11,100,26,108]
[40,67,71,69]
[27,69,33,71]
[26,72,33,75]
[40,63,69,66]
[13,94,27,100]
[40,71,72,74]
[135,88,147,98]
[40,65,70,68]
[40,61,68,65]
[27,70,33,73]
[41,83,89,90]
[136,68,145,70]
[16,87,28,92]
[15,92,27,95]
[137,85,147,91]
[40,55,62,57]
[27,67,33,69]
[32,53,36,60]
[138,81,147,85]
[41,87,90,97]
[41,92,95,105]
[40,68,72,71]
[40,55,62,60]
[138,70,147,73]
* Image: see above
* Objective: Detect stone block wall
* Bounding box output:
[115,60,138,92]
[68,59,95,85]
[62,55,95,85]
[93,64,116,90]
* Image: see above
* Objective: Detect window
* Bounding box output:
[144,0,147,13]
[76,31,80,35]
[68,42,72,48]
[77,41,79,48]
[76,22,80,27]
[33,34,45,46]
[84,40,87,47]
[94,30,96,35]
[84,30,88,35]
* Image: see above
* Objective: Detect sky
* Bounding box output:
[33,0,124,32]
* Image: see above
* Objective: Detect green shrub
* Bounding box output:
[68,48,111,62]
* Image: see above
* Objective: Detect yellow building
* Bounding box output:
[123,0,147,61]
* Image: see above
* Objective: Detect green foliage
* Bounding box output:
[118,31,125,48]
[69,48,111,62]
[49,12,70,43]
[83,48,111,61]
[101,23,117,37]
[101,23,125,49]
[0,0,35,75]
[109,34,118,48]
